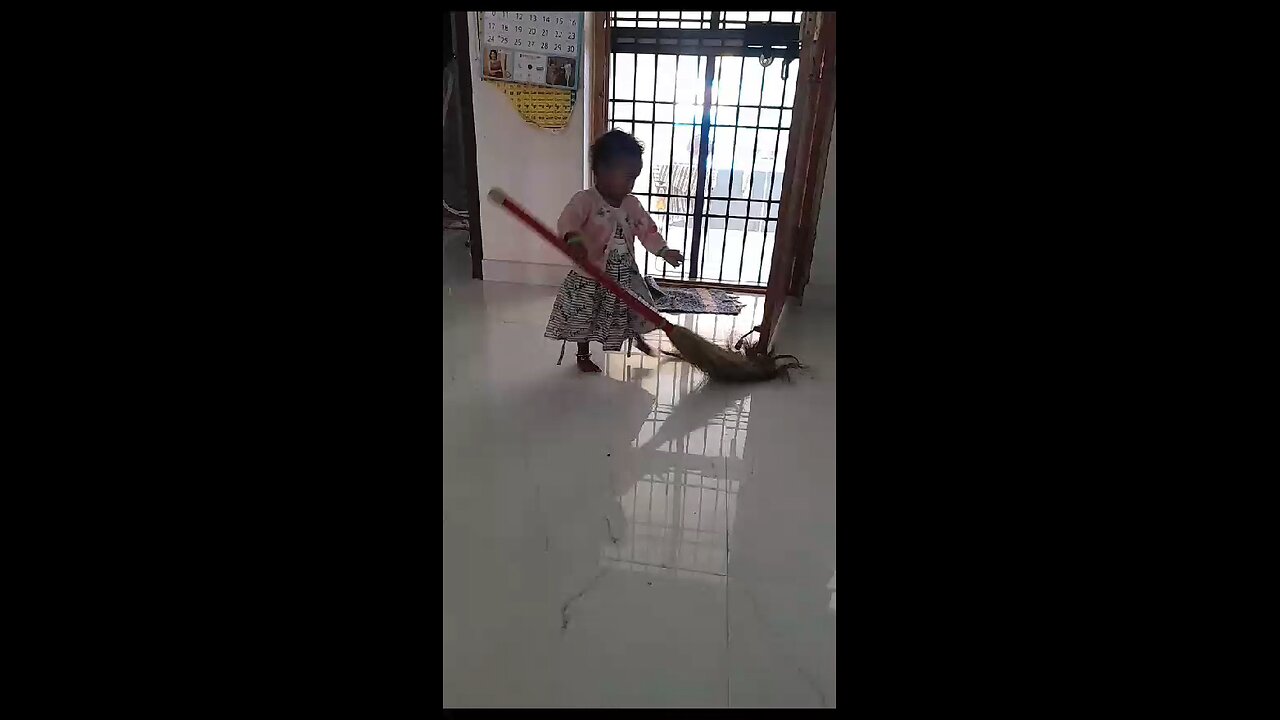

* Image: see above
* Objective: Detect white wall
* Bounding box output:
[805,114,837,309]
[468,13,592,285]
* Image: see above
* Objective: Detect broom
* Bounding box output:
[487,187,800,382]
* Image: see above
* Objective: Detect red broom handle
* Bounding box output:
[487,187,670,330]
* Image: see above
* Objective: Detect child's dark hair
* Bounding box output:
[590,129,644,175]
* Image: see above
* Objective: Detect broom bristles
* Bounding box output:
[664,325,789,383]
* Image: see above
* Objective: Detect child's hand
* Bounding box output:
[662,248,684,267]
[565,233,588,265]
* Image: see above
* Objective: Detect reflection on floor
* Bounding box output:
[443,232,835,707]
[595,295,763,584]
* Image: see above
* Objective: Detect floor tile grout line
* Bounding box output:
[724,432,732,707]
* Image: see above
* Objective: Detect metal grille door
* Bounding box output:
[607,11,803,289]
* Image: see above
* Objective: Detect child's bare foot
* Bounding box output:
[633,336,657,357]
[576,355,601,373]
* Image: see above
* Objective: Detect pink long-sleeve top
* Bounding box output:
[556,188,669,271]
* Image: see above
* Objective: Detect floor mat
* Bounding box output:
[645,277,746,315]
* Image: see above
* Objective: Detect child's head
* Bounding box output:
[591,130,644,200]
[489,50,498,61]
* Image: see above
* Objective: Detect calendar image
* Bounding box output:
[513,52,547,84]
[547,57,575,88]
[483,49,509,80]
[479,11,582,91]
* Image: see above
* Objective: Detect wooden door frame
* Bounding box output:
[758,11,837,352]
[451,12,485,279]
[788,12,837,301]
[589,13,610,145]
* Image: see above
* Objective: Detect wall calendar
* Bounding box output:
[479,11,582,91]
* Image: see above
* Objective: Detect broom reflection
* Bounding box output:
[600,350,753,581]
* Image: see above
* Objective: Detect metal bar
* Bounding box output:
[611,26,798,42]
[614,29,746,43]
[681,57,700,282]
[626,210,781,223]
[663,54,678,279]
[701,212,775,220]
[753,84,790,284]
[693,57,723,281]
[737,60,767,284]
[610,42,800,55]
[671,62,691,280]
[609,42,617,132]
[610,25,800,44]
[637,116,655,272]
[716,56,747,283]
[617,118,791,131]
[601,99,795,109]
[608,45,797,59]
[713,123,793,131]
[686,16,719,280]
[668,109,691,279]
[627,191,785,206]
[633,210,779,225]
[644,52,658,277]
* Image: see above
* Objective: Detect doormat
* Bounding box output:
[645,277,746,315]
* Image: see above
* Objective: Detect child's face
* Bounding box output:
[597,156,643,199]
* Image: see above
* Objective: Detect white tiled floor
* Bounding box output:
[443,231,835,707]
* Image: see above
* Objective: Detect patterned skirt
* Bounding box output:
[544,247,660,352]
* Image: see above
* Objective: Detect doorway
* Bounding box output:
[605,11,804,290]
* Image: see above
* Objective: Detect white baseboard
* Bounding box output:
[482,259,571,286]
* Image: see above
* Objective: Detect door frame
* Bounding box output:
[758,11,836,352]
[596,12,805,290]
[589,12,610,144]
[451,12,485,279]
[584,12,836,339]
